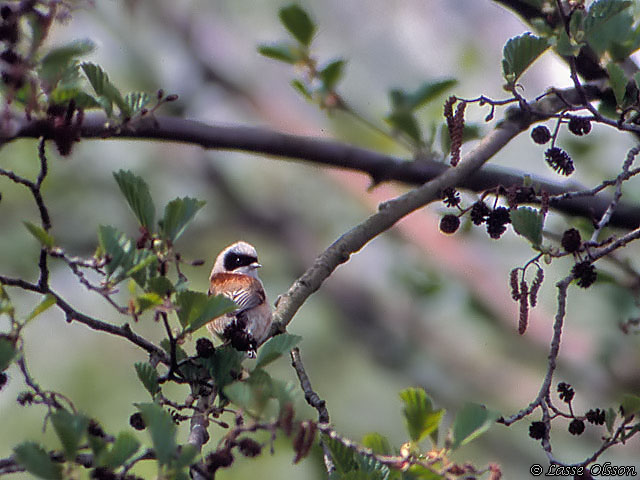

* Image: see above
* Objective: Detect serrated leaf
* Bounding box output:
[361,433,392,456]
[451,403,501,450]
[176,291,236,334]
[255,333,302,368]
[14,442,62,480]
[124,92,150,116]
[159,197,205,243]
[134,362,160,397]
[322,434,357,474]
[98,225,132,276]
[354,454,389,480]
[200,345,244,390]
[135,292,163,313]
[584,0,632,37]
[399,387,444,443]
[147,276,174,297]
[510,207,543,247]
[406,79,457,110]
[319,59,346,91]
[50,409,89,459]
[257,42,302,64]
[404,465,444,480]
[40,39,95,89]
[49,88,101,109]
[279,4,316,46]
[620,393,640,419]
[606,61,627,106]
[98,431,140,469]
[97,225,155,286]
[23,221,54,248]
[502,33,549,84]
[113,170,156,230]
[386,111,422,144]
[25,294,55,322]
[137,403,177,466]
[0,336,17,371]
[555,29,582,57]
[81,63,129,117]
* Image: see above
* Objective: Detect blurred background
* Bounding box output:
[1,0,639,478]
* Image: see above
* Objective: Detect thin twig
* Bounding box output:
[290,347,334,474]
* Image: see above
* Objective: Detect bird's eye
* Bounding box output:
[224,252,257,271]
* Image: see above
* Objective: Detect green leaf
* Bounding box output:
[386,111,422,144]
[174,443,199,469]
[23,222,54,248]
[39,39,95,88]
[147,276,174,297]
[135,292,163,313]
[258,42,302,64]
[50,88,101,109]
[97,226,155,286]
[160,338,188,363]
[14,442,62,480]
[606,61,627,106]
[25,294,56,322]
[584,0,632,38]
[255,333,302,368]
[404,465,444,480]
[201,345,244,390]
[555,29,582,57]
[605,407,617,434]
[137,403,177,466]
[620,393,640,419]
[279,4,316,46]
[98,431,140,469]
[124,92,150,116]
[406,79,457,110]
[176,290,236,334]
[159,197,206,243]
[50,409,89,460]
[510,207,543,247]
[399,387,444,443]
[113,170,156,230]
[223,381,254,411]
[451,403,501,450]
[502,33,549,84]
[134,362,160,397]
[291,79,312,100]
[361,433,392,456]
[322,434,357,474]
[319,59,346,91]
[81,63,129,117]
[0,336,17,371]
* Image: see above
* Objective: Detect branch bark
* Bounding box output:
[4,83,639,230]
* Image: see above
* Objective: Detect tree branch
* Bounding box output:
[272,109,525,330]
[4,84,640,230]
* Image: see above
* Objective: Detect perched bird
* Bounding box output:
[207,241,272,357]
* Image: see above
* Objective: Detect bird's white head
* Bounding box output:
[211,241,262,279]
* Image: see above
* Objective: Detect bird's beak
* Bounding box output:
[250,262,262,270]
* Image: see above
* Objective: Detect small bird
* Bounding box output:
[207,241,272,357]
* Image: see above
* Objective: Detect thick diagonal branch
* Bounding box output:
[5,84,640,230]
